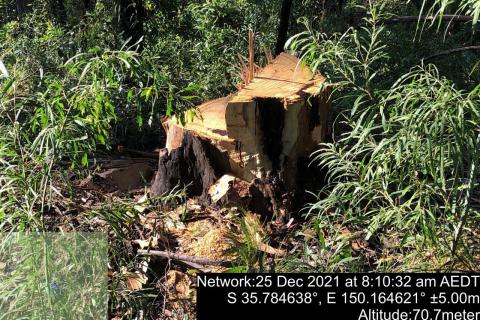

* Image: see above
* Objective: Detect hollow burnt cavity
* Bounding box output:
[256,98,285,172]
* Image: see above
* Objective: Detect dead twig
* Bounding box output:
[380,15,474,25]
[177,260,210,272]
[423,45,480,61]
[137,249,233,267]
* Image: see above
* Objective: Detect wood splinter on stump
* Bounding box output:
[151,53,331,219]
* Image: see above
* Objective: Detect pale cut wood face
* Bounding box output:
[231,53,325,103]
[167,96,233,144]
[163,53,330,184]
[166,53,326,145]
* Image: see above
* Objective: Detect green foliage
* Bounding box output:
[0,1,203,230]
[288,1,480,271]
[418,0,480,25]
[0,48,188,228]
[142,0,281,99]
[0,3,287,316]
[228,215,266,272]
[0,232,108,319]
[1,0,480,308]
[1,0,480,318]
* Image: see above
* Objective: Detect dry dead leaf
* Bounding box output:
[185,199,202,213]
[166,270,192,299]
[134,204,147,213]
[125,272,148,291]
[136,194,148,204]
[120,267,148,291]
[341,228,367,251]
[243,213,286,256]
[375,256,395,265]
[256,241,286,257]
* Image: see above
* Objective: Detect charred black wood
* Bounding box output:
[150,132,229,202]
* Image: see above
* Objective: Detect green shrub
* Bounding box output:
[288,2,480,271]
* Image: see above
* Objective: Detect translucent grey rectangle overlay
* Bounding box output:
[0,232,108,320]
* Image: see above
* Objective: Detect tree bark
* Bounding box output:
[149,128,288,219]
[275,0,293,56]
[337,0,344,16]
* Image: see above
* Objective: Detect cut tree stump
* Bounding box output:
[151,53,330,218]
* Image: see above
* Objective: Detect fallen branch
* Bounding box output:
[137,249,233,267]
[380,14,473,25]
[117,145,159,159]
[423,45,480,61]
[177,260,210,272]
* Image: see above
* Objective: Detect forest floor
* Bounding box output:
[44,151,303,319]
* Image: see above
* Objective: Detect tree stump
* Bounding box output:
[150,53,331,219]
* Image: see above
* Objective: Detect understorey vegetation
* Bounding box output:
[287,1,480,272]
[0,0,479,319]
